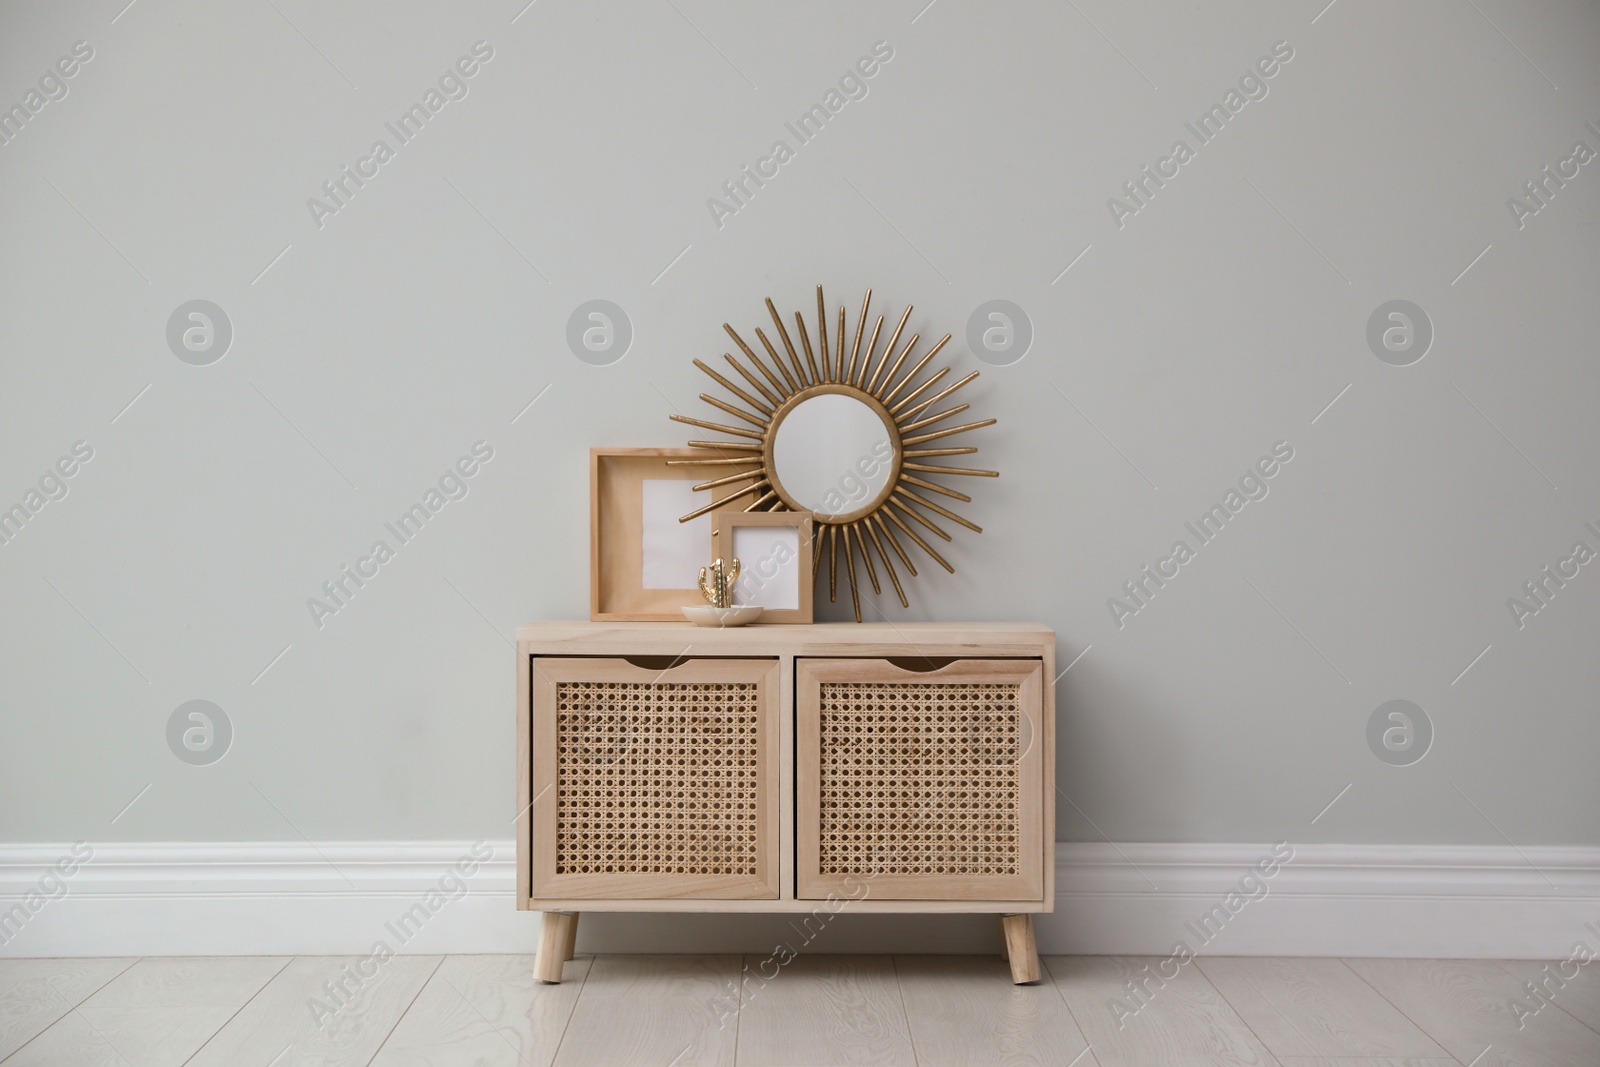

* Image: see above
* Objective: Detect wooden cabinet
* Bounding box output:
[517,622,1055,983]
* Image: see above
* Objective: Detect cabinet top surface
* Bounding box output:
[516,620,1054,651]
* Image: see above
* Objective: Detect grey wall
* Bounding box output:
[3,0,1598,850]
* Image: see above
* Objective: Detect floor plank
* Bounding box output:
[1494,958,1600,1036]
[0,958,133,1061]
[5,956,288,1067]
[83,956,291,1010]
[734,954,917,1067]
[1044,955,1273,1067]
[1347,957,1600,1067]
[895,955,1093,1067]
[182,955,441,1067]
[1273,1059,1461,1066]
[7,1008,224,1067]
[1197,957,1448,1059]
[369,954,589,1067]
[552,955,738,1067]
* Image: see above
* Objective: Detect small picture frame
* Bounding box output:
[712,511,814,624]
[590,448,735,621]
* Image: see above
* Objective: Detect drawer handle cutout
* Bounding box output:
[886,656,958,672]
[623,655,693,672]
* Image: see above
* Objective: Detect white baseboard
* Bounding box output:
[1044,842,1600,959]
[0,842,531,959]
[3,841,1596,958]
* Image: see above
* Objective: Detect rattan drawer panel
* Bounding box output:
[797,658,1044,901]
[531,657,780,899]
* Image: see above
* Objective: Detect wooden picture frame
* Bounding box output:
[590,447,736,621]
[712,511,815,624]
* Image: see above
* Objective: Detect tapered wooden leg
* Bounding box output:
[561,911,580,961]
[997,915,1009,961]
[536,911,577,983]
[1000,914,1039,984]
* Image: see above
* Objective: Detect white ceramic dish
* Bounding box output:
[682,605,763,627]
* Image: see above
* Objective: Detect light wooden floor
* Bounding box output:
[1,954,1595,1066]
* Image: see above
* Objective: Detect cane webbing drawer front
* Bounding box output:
[531,657,780,899]
[797,658,1044,901]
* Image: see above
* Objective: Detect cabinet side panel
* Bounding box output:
[516,645,532,909]
[1042,637,1056,911]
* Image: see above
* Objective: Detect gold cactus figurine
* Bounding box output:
[697,557,741,608]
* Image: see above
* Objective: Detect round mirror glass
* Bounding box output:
[770,392,899,521]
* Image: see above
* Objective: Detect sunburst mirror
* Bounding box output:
[671,285,997,621]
